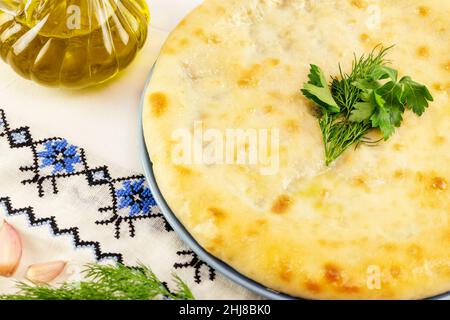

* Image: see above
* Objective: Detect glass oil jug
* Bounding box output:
[0,0,150,88]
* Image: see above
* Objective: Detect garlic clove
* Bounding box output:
[26,261,67,284]
[0,220,23,277]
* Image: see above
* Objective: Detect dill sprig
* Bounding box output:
[331,46,392,114]
[319,46,391,165]
[319,114,372,166]
[0,263,195,300]
[301,45,433,166]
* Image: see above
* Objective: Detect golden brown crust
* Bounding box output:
[143,0,450,299]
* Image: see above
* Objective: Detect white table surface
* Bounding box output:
[0,0,203,172]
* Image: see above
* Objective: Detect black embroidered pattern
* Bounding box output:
[0,196,123,263]
[174,250,216,284]
[0,109,216,285]
[0,109,167,239]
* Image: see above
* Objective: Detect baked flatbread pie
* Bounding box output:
[143,0,450,299]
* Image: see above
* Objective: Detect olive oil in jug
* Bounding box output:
[0,0,150,88]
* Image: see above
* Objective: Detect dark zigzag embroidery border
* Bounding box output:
[0,109,171,239]
[0,196,123,263]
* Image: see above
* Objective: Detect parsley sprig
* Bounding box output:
[301,46,433,166]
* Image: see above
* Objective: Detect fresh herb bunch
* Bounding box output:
[0,263,195,300]
[302,46,433,166]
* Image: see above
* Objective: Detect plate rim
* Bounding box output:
[138,63,450,301]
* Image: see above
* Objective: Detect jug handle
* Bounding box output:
[0,0,20,16]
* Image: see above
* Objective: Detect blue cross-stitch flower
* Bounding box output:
[37,139,82,174]
[116,179,155,217]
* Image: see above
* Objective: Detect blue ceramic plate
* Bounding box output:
[138,65,450,301]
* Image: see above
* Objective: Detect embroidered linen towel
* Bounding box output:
[0,109,258,299]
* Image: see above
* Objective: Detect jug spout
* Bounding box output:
[0,0,20,15]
